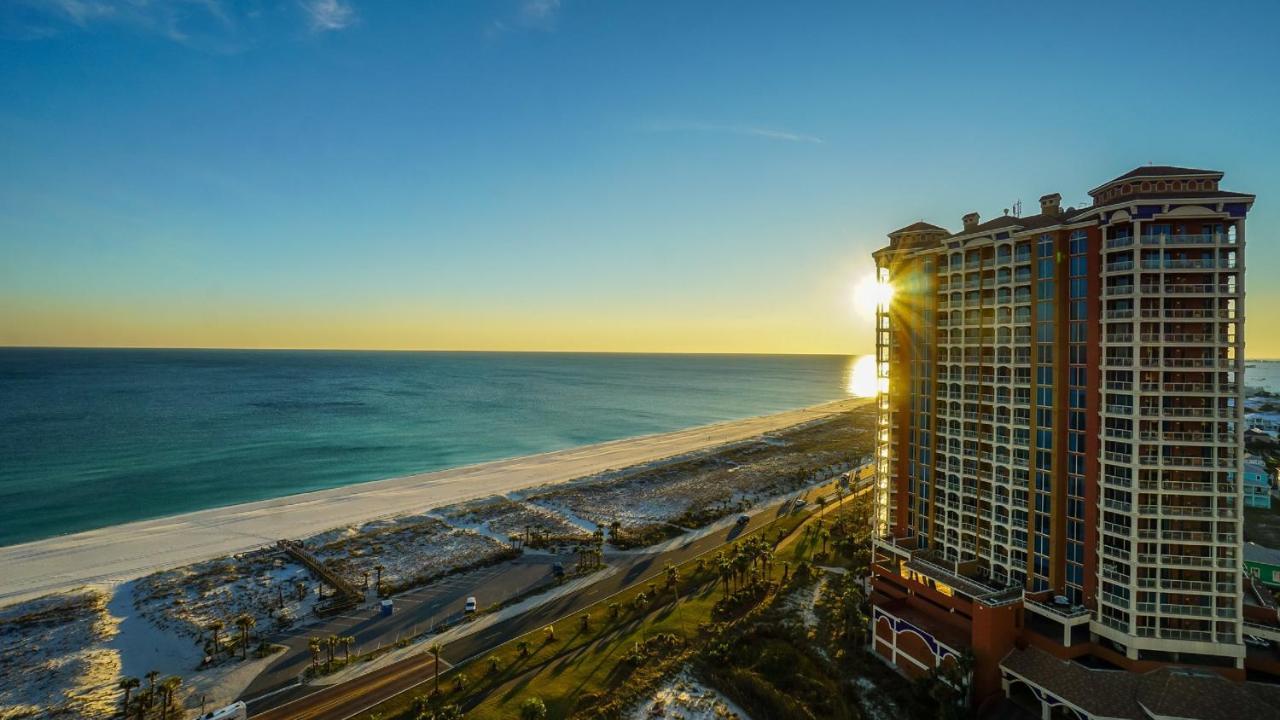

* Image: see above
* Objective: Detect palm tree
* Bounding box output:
[343,636,355,664]
[234,614,255,660]
[159,676,182,720]
[733,552,751,588]
[144,670,160,708]
[117,676,139,717]
[374,564,385,594]
[819,529,831,555]
[326,635,338,668]
[208,619,225,656]
[309,638,322,671]
[429,642,444,692]
[664,562,679,594]
[718,557,733,596]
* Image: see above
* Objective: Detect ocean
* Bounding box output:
[0,349,861,547]
[1246,360,1280,394]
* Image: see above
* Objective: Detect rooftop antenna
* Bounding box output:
[1012,199,1022,217]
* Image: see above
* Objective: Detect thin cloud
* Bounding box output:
[7,0,355,46]
[487,0,561,39]
[300,0,355,32]
[646,121,824,145]
[48,0,115,26]
[520,0,560,23]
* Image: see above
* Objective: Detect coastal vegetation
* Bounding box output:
[526,404,876,550]
[0,590,119,719]
[309,516,518,596]
[350,482,927,720]
[0,404,876,719]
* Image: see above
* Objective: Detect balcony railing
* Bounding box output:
[1140,232,1233,246]
[1141,284,1238,295]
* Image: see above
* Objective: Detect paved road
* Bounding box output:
[240,484,814,712]
[245,482,834,719]
[241,556,558,705]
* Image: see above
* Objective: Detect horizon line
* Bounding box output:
[0,344,864,357]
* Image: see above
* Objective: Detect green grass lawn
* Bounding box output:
[356,502,821,720]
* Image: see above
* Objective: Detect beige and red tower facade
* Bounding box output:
[869,167,1280,718]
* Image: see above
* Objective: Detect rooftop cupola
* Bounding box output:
[962,212,980,231]
[1039,193,1062,216]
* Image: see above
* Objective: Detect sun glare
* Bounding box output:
[847,354,879,397]
[851,275,894,318]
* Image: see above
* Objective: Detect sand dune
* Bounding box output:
[0,398,867,607]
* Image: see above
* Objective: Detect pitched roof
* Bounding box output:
[946,206,1092,240]
[1110,165,1222,182]
[1090,165,1224,195]
[1001,646,1280,720]
[1092,189,1253,204]
[1245,542,1280,566]
[888,221,949,236]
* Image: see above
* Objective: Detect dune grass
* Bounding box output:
[353,504,818,720]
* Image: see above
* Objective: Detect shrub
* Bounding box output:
[519,696,547,720]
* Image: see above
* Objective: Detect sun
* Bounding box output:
[851,274,894,318]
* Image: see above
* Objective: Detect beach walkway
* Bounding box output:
[0,398,866,606]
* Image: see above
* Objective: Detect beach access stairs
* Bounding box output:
[277,540,362,616]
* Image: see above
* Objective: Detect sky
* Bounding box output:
[1,1,1278,355]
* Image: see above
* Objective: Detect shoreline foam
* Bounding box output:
[0,397,867,607]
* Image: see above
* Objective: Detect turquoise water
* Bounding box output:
[0,349,856,547]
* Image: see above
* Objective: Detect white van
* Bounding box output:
[199,701,247,720]
[464,596,477,614]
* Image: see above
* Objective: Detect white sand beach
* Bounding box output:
[0,398,866,607]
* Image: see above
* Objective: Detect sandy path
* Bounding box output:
[0,398,867,607]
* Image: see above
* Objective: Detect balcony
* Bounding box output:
[1138,577,1211,592]
[1139,333,1224,344]
[1140,232,1233,246]
[1141,257,1235,271]
[1141,283,1238,296]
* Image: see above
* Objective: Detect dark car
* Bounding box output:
[552,562,566,577]
[736,514,750,525]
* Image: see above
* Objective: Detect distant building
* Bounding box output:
[868,166,1271,713]
[1244,456,1272,508]
[1246,411,1280,436]
[1245,543,1280,588]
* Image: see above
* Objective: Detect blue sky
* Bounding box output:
[2,0,1278,353]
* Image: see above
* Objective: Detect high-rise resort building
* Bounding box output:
[869,167,1280,718]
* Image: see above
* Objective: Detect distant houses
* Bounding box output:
[1247,411,1280,437]
[1246,542,1280,588]
[1245,455,1273,509]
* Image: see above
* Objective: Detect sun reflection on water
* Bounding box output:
[847,354,879,397]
